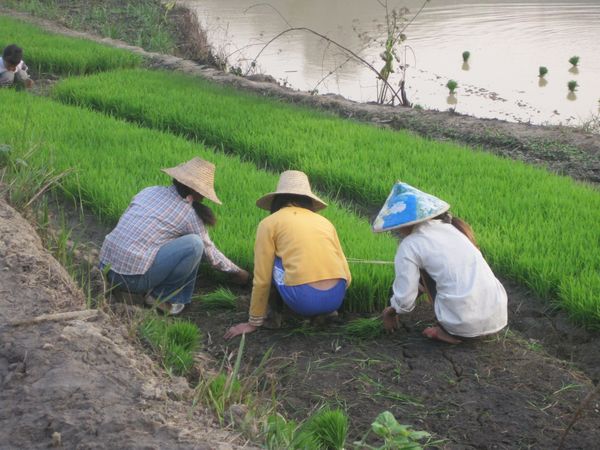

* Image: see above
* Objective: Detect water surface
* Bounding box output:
[184,0,600,126]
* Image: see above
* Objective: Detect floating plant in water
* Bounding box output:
[538,66,548,78]
[569,56,580,67]
[446,79,458,94]
[568,80,578,92]
[462,51,470,62]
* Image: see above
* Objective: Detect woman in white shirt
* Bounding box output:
[373,182,507,344]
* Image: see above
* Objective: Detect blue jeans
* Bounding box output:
[272,257,346,316]
[106,234,204,305]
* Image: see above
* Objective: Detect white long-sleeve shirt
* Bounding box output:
[391,220,507,337]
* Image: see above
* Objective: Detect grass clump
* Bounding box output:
[342,317,384,340]
[446,79,458,94]
[568,80,579,92]
[299,407,349,450]
[462,51,470,62]
[3,0,175,54]
[0,16,141,75]
[355,411,435,449]
[196,287,238,310]
[538,66,548,77]
[139,316,201,376]
[569,55,580,67]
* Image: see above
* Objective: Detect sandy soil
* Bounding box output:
[0,197,254,450]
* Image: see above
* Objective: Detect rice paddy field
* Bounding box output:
[2,12,600,449]
[0,16,141,75]
[51,69,600,329]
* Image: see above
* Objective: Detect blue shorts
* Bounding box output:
[272,257,346,317]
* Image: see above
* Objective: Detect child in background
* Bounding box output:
[0,44,34,88]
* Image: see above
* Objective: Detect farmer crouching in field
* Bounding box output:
[0,44,34,89]
[225,170,351,339]
[374,182,507,344]
[99,158,250,315]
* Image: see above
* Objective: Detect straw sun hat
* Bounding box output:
[256,170,327,211]
[161,157,222,204]
[372,181,450,232]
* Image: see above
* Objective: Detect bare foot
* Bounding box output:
[423,326,462,344]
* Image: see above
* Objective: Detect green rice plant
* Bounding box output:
[49,68,600,328]
[0,89,396,312]
[263,413,321,449]
[0,16,141,75]
[139,316,201,375]
[569,56,580,67]
[446,79,458,94]
[462,51,470,62]
[538,66,548,78]
[568,80,579,92]
[341,317,384,340]
[299,407,349,450]
[196,287,237,310]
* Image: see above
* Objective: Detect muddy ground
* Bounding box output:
[0,197,255,449]
[45,192,600,449]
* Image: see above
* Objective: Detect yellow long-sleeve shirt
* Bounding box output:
[249,206,352,326]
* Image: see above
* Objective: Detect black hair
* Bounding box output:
[435,212,478,248]
[172,178,216,227]
[3,44,23,66]
[270,194,315,214]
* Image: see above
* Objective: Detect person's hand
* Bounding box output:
[230,269,251,286]
[382,306,399,333]
[224,322,257,340]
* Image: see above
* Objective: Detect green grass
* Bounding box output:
[0,16,141,75]
[195,287,238,310]
[0,89,396,312]
[3,0,175,53]
[342,317,385,340]
[51,68,600,329]
[139,316,201,375]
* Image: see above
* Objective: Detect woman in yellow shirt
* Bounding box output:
[225,171,351,339]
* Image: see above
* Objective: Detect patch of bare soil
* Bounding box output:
[55,197,600,449]
[0,197,253,449]
[2,7,599,187]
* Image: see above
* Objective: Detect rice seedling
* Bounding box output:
[49,68,600,328]
[568,80,579,92]
[341,317,384,340]
[538,66,548,78]
[139,316,201,375]
[569,56,580,67]
[196,287,237,310]
[462,51,470,63]
[298,407,349,450]
[0,16,141,75]
[446,79,458,94]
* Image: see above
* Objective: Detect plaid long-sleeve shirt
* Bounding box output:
[100,185,241,275]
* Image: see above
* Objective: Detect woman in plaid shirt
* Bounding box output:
[100,158,249,315]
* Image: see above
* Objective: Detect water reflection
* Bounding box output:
[538,77,548,87]
[447,93,458,105]
[569,66,580,75]
[461,61,470,71]
[567,92,577,101]
[185,0,600,127]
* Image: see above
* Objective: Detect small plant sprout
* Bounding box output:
[462,51,470,62]
[569,56,580,67]
[568,80,579,92]
[342,317,384,340]
[538,66,548,78]
[356,411,434,449]
[446,79,458,94]
[197,287,237,309]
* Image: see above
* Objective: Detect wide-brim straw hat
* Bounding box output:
[256,170,327,211]
[372,181,450,232]
[161,157,222,205]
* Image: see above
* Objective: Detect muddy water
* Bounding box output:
[183,0,600,127]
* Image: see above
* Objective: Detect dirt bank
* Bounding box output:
[2,7,599,187]
[0,197,252,449]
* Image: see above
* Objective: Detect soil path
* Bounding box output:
[2,7,599,187]
[0,197,254,449]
